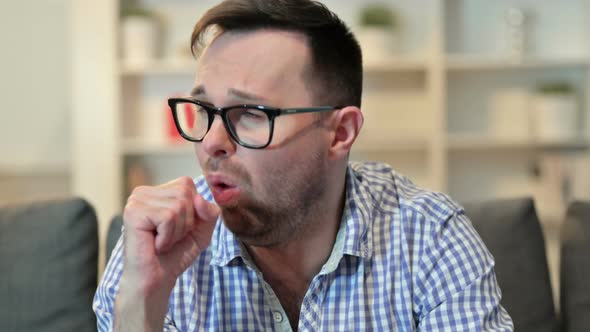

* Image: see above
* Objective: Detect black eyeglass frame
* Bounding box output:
[168,97,341,149]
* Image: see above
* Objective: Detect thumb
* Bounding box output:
[193,194,220,223]
[159,232,202,277]
[189,195,219,252]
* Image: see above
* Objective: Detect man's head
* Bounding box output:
[188,0,364,247]
[191,0,363,108]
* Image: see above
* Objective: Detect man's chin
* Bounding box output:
[219,206,252,234]
[219,206,274,245]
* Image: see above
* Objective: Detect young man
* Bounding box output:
[95,0,513,330]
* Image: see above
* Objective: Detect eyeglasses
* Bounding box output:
[168,97,340,149]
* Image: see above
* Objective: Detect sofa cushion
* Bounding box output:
[560,201,590,332]
[463,197,558,332]
[0,198,98,332]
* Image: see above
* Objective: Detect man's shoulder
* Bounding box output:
[349,161,462,224]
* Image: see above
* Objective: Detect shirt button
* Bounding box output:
[273,311,283,322]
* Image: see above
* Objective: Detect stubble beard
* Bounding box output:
[218,148,329,247]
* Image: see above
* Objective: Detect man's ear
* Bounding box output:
[328,106,363,160]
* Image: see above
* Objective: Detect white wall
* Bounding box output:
[0,0,70,170]
[0,0,71,204]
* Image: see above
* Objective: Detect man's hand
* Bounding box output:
[114,177,219,331]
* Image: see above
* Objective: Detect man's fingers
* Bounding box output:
[125,177,212,255]
[154,208,177,254]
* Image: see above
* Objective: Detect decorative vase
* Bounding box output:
[121,16,157,66]
[532,94,578,142]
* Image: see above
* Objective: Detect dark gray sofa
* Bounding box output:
[0,197,98,332]
[107,197,567,331]
[560,201,590,332]
[1,196,588,331]
[464,198,559,332]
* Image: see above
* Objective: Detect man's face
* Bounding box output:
[193,29,334,246]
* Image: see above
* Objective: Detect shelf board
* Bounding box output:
[122,139,194,155]
[446,55,589,71]
[447,135,589,150]
[353,136,429,152]
[121,59,197,76]
[364,56,427,72]
[0,163,70,177]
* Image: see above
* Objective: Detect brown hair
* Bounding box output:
[191,0,363,107]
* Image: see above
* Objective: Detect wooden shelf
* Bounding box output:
[122,138,194,155]
[363,56,427,72]
[121,59,197,76]
[353,136,429,152]
[446,55,589,71]
[0,163,70,177]
[447,134,589,151]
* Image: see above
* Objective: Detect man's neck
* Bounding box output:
[242,164,348,329]
[246,169,346,284]
[245,178,345,330]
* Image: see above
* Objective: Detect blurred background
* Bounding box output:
[2,0,590,308]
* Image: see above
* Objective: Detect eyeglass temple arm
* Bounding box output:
[280,107,340,115]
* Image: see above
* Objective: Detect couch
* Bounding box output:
[1,197,588,332]
[464,198,559,332]
[0,198,98,332]
[560,201,590,332]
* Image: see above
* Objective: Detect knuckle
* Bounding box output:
[162,208,178,223]
[171,201,186,216]
[132,185,150,194]
[180,186,194,201]
[179,176,194,187]
[122,206,139,226]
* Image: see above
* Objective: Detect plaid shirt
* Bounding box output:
[94,161,513,331]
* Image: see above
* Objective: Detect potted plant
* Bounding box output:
[120,0,158,66]
[532,82,579,142]
[357,3,400,62]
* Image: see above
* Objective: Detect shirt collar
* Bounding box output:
[209,218,244,267]
[208,162,390,267]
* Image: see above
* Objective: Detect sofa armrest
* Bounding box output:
[560,200,590,332]
[106,214,123,264]
[0,197,98,332]
[464,197,558,332]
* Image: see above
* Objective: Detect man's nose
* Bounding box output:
[201,115,236,158]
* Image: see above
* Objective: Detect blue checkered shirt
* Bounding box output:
[94,161,513,331]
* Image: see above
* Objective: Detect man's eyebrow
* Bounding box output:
[227,88,266,103]
[190,85,205,97]
[189,86,267,103]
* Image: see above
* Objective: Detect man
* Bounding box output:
[94,0,513,331]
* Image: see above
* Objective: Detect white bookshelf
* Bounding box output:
[72,0,590,250]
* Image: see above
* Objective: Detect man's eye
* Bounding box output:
[243,110,265,119]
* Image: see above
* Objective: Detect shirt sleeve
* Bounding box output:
[414,211,514,331]
[93,233,181,332]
